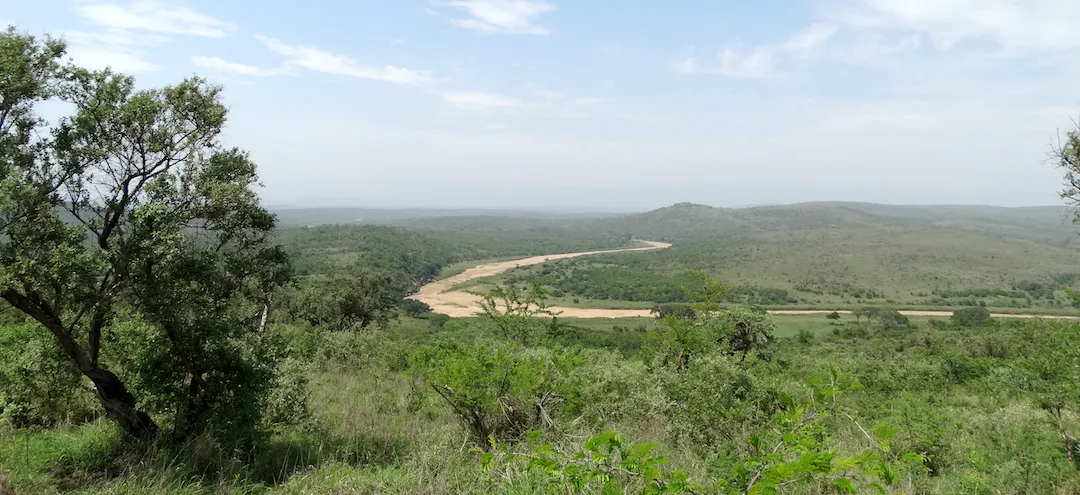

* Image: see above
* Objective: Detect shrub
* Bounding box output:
[951,307,992,327]
[664,355,783,450]
[262,356,313,429]
[0,324,96,428]
[714,305,776,362]
[878,309,911,330]
[412,342,581,446]
[400,298,433,318]
[428,313,451,327]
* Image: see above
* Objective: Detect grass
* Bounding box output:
[5,314,1080,493]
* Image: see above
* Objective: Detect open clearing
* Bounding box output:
[410,241,1078,319]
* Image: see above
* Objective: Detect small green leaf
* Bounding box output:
[833,478,857,493]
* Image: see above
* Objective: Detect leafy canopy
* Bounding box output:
[0,27,291,443]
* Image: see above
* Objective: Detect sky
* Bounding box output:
[5,0,1080,210]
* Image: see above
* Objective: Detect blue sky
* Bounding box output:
[6,0,1080,209]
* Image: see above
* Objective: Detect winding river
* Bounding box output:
[408,241,1076,320]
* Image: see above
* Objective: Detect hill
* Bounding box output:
[272,207,625,227]
[435,202,1080,314]
[584,202,1079,246]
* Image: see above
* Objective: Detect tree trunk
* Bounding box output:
[2,291,159,439]
[84,367,159,439]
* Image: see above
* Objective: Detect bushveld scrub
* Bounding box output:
[7,287,1080,493]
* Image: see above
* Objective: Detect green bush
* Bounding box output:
[664,354,783,450]
[951,307,993,327]
[427,313,451,327]
[0,324,96,428]
[400,299,432,318]
[411,342,583,446]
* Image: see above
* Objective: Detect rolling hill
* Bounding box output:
[365,201,1080,313]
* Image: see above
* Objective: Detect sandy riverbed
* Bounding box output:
[408,242,1077,320]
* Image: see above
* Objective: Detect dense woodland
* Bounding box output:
[8,28,1080,495]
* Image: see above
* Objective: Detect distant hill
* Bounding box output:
[583,202,1080,249]
[271,207,624,227]
[350,201,1080,313]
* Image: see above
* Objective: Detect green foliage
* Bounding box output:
[274,224,463,292]
[855,307,911,330]
[283,271,399,331]
[0,28,291,444]
[1055,116,1080,225]
[427,312,451,327]
[877,309,911,330]
[643,315,707,371]
[275,223,634,297]
[664,355,782,450]
[643,271,775,369]
[482,430,702,494]
[649,303,696,321]
[494,208,1080,314]
[0,324,95,427]
[400,298,432,318]
[952,307,993,327]
[474,280,560,344]
[412,341,580,446]
[715,305,776,361]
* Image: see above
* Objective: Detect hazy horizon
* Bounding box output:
[264,199,1071,213]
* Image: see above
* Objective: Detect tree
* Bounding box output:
[853,307,880,323]
[1053,115,1080,219]
[289,271,400,331]
[715,305,775,362]
[473,280,560,343]
[685,267,730,317]
[401,298,433,318]
[649,303,696,321]
[952,307,992,327]
[0,29,290,441]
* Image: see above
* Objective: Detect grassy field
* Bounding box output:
[5,311,1080,493]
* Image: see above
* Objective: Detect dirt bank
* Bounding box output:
[408,241,671,318]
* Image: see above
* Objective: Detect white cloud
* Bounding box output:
[532,89,565,100]
[440,91,523,109]
[75,1,234,38]
[255,35,431,84]
[66,46,160,73]
[846,0,1080,52]
[678,43,774,78]
[441,88,605,118]
[782,23,840,53]
[61,29,164,73]
[443,0,554,35]
[680,23,838,77]
[191,56,286,77]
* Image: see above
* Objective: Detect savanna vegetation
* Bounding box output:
[8,26,1080,495]
[461,227,1080,314]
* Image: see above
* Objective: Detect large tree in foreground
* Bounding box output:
[0,28,290,440]
[1056,117,1080,217]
